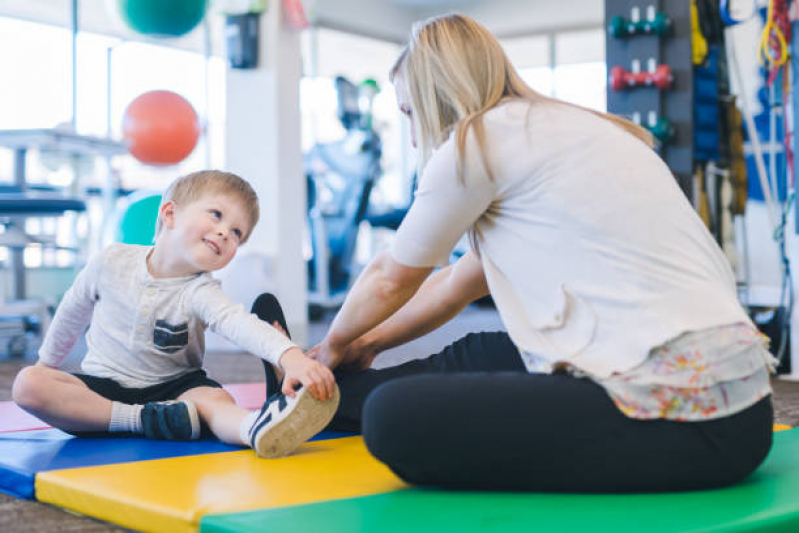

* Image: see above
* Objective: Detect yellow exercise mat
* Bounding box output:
[36,436,406,533]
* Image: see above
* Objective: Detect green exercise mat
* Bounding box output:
[201,429,799,533]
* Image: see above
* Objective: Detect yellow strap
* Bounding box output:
[759,0,788,68]
[691,0,709,65]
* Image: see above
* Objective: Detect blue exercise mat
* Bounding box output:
[0,428,353,499]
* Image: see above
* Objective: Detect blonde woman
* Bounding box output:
[312,14,775,491]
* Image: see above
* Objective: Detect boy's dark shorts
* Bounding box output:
[72,369,222,404]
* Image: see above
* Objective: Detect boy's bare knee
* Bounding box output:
[12,366,47,409]
[180,386,235,405]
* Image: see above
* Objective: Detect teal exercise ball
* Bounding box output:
[117,193,162,245]
[117,0,208,37]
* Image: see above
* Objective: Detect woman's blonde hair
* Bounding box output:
[390,13,654,181]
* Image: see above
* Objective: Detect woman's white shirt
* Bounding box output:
[390,99,750,378]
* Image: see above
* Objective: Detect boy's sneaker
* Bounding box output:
[248,384,341,458]
[141,399,201,440]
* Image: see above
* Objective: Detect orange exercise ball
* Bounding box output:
[122,90,201,166]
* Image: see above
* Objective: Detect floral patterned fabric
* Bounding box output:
[580,323,777,421]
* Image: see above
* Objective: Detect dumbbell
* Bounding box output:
[608,12,671,38]
[646,117,674,144]
[609,64,673,91]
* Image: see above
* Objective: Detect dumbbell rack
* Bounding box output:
[606,0,694,201]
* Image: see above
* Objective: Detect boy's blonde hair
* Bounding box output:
[390,13,654,181]
[155,170,259,243]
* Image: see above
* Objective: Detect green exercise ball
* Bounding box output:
[117,194,162,245]
[117,0,208,37]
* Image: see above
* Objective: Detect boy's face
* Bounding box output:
[167,193,251,273]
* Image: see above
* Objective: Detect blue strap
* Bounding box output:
[720,0,757,26]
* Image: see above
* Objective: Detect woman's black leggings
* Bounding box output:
[329,331,774,493]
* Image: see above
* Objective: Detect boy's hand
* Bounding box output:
[278,347,336,401]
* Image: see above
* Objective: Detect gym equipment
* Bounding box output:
[0,428,241,499]
[0,401,50,434]
[365,171,416,231]
[691,0,709,65]
[720,0,757,26]
[609,9,671,38]
[0,129,125,356]
[4,418,796,531]
[0,383,347,500]
[609,63,674,91]
[725,98,747,216]
[305,76,382,313]
[36,435,384,532]
[606,0,694,200]
[117,0,208,37]
[115,192,162,245]
[204,429,799,533]
[694,47,722,162]
[646,117,675,144]
[122,90,200,166]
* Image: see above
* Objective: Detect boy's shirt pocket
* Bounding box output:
[153,320,189,354]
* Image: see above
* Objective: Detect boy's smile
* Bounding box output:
[182,194,249,271]
[204,238,221,255]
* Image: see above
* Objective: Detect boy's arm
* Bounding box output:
[191,282,297,367]
[191,283,335,399]
[38,254,103,368]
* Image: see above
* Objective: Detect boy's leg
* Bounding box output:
[15,365,204,440]
[363,372,774,492]
[330,331,526,432]
[12,364,113,433]
[178,386,251,445]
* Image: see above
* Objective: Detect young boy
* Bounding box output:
[12,170,339,458]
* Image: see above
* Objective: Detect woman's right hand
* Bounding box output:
[340,336,381,370]
[307,336,380,371]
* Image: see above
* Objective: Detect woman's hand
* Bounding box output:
[305,339,346,370]
[307,336,380,371]
[339,336,380,370]
[278,347,336,400]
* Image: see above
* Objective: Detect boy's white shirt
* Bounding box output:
[390,100,751,379]
[38,243,296,387]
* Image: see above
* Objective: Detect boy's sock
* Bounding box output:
[239,410,259,447]
[109,402,143,433]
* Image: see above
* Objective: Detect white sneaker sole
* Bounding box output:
[254,385,340,458]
